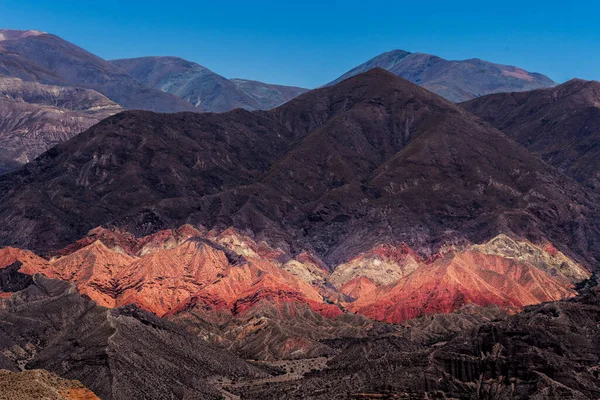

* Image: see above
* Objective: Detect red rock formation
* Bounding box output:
[348,250,579,323]
[0,226,586,327]
[6,226,337,318]
[340,277,378,301]
[47,240,135,307]
[0,247,48,274]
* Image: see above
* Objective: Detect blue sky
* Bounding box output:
[1,0,598,88]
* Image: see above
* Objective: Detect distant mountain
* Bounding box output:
[111,56,308,112]
[0,29,310,173]
[0,29,196,112]
[462,79,600,192]
[230,78,309,110]
[0,77,121,174]
[328,50,555,102]
[0,28,194,173]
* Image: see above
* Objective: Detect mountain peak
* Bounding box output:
[328,49,555,101]
[0,29,45,41]
[111,55,308,112]
[350,66,401,81]
[378,49,413,59]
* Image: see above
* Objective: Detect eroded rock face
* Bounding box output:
[0,224,589,361]
[472,234,589,283]
[347,250,581,323]
[231,281,600,399]
[0,369,99,400]
[329,244,421,288]
[10,226,336,319]
[331,235,589,324]
[0,275,266,400]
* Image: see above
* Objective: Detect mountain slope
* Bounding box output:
[0,370,99,400]
[462,79,600,192]
[0,29,193,173]
[0,29,196,112]
[0,77,121,173]
[328,50,555,102]
[111,56,308,112]
[0,69,598,270]
[230,78,308,109]
[0,274,267,400]
[233,280,600,399]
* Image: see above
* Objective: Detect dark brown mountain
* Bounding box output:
[0,273,267,400]
[462,79,600,192]
[0,68,598,271]
[0,29,196,112]
[111,56,308,112]
[328,50,555,102]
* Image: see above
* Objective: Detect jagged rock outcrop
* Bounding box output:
[0,369,99,400]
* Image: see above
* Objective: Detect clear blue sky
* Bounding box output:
[1,0,598,88]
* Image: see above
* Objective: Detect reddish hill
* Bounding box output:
[0,225,588,326]
[348,249,579,323]
[3,226,336,318]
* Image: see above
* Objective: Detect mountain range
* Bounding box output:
[0,27,599,400]
[328,49,555,101]
[0,29,306,173]
[111,56,308,112]
[0,67,598,361]
[2,69,597,266]
[0,29,559,175]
